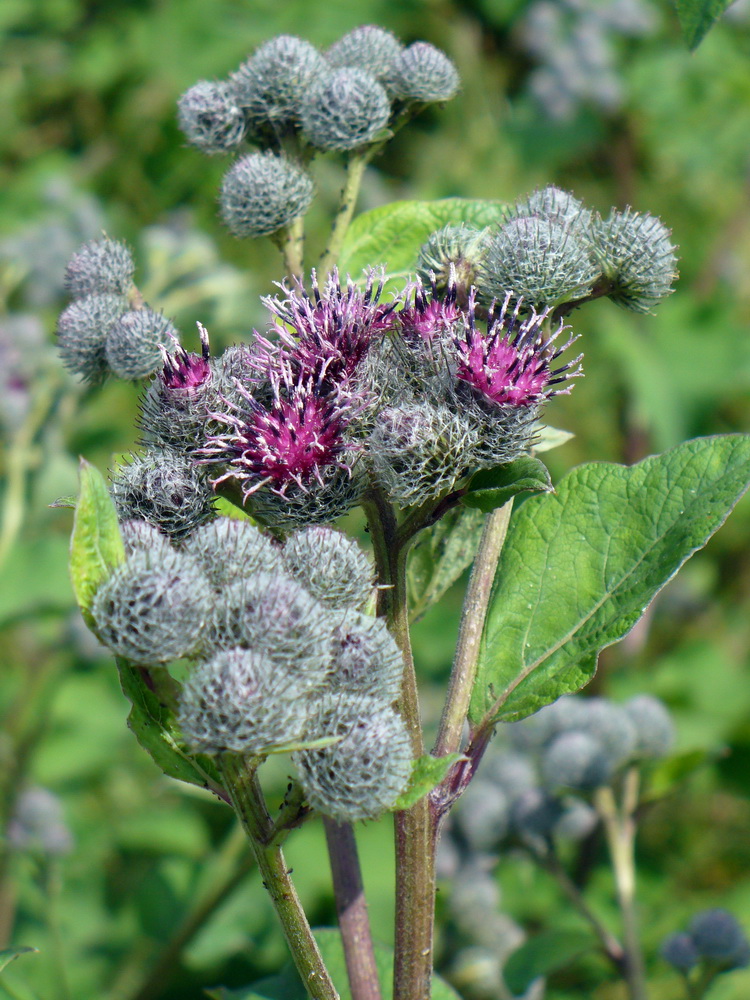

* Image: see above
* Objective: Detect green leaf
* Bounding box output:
[117,660,223,794]
[643,747,719,802]
[393,753,465,811]
[504,929,595,994]
[470,435,750,727]
[674,0,733,50]
[533,423,575,455]
[462,456,553,513]
[0,947,38,973]
[407,506,485,621]
[69,459,125,622]
[206,928,462,999]
[339,197,506,288]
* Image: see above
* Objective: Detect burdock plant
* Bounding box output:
[60,22,750,1000]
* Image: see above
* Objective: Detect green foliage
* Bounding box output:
[471,435,750,726]
[675,0,735,50]
[69,458,125,623]
[206,928,463,999]
[0,947,38,974]
[503,929,595,994]
[338,198,505,288]
[393,752,465,811]
[462,456,553,513]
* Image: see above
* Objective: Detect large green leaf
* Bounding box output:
[470,435,750,727]
[69,459,125,622]
[407,506,486,622]
[338,197,505,287]
[462,456,553,514]
[675,0,733,50]
[504,929,594,994]
[205,928,462,999]
[118,660,224,795]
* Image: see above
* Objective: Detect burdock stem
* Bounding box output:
[363,489,434,1000]
[219,755,340,1000]
[433,502,513,760]
[320,151,369,276]
[323,818,382,1000]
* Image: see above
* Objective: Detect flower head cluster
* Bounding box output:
[662,910,749,979]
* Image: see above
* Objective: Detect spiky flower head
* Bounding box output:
[368,402,480,507]
[63,238,135,298]
[385,42,460,103]
[327,610,403,702]
[177,80,246,154]
[91,550,212,663]
[589,208,678,313]
[260,267,397,392]
[56,293,126,383]
[326,26,403,80]
[282,527,373,610]
[541,731,612,791]
[111,449,216,539]
[660,933,700,973]
[139,325,215,453]
[119,518,175,559]
[301,67,390,151]
[179,647,326,755]
[202,571,336,668]
[293,694,412,821]
[183,516,283,589]
[232,35,329,131]
[623,694,675,759]
[688,910,750,968]
[219,153,314,239]
[455,779,510,851]
[511,185,593,237]
[481,214,599,310]
[105,309,179,380]
[581,698,638,768]
[416,225,491,299]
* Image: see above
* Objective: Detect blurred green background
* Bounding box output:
[2,1,750,998]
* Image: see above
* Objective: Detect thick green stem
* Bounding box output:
[596,771,647,1000]
[219,756,339,1000]
[362,491,434,1000]
[323,819,382,1000]
[433,503,513,759]
[319,153,369,275]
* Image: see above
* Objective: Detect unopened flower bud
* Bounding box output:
[282,527,373,610]
[57,293,126,383]
[512,185,592,237]
[369,402,480,507]
[294,694,412,822]
[385,42,460,103]
[183,516,283,589]
[111,450,216,539]
[119,518,175,559]
[624,694,675,759]
[455,779,510,851]
[232,35,328,130]
[301,68,390,151]
[63,238,135,298]
[554,800,598,841]
[582,699,638,768]
[660,932,700,972]
[481,215,599,309]
[589,208,678,313]
[328,610,403,702]
[179,647,326,754]
[511,787,564,844]
[219,152,314,239]
[203,572,335,668]
[541,731,612,791]
[7,788,73,856]
[177,80,246,154]
[416,225,491,297]
[484,751,537,800]
[326,26,403,80]
[105,309,179,380]
[92,551,212,663]
[688,910,750,967]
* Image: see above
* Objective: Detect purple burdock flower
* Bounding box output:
[204,357,363,501]
[398,273,464,345]
[257,267,398,392]
[454,290,582,409]
[159,322,212,390]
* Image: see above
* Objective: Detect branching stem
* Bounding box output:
[320,152,369,276]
